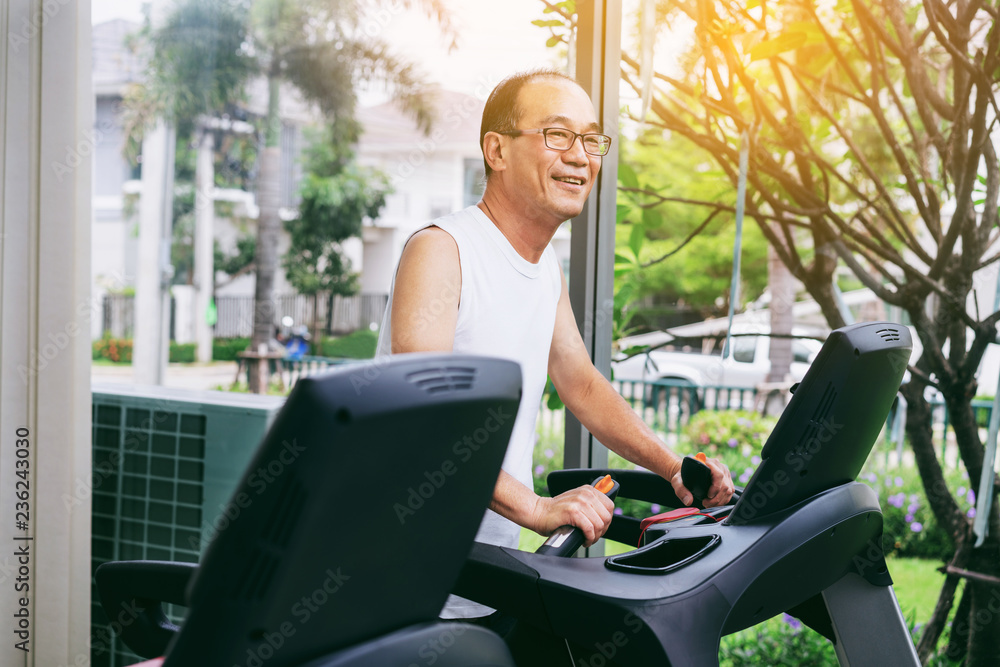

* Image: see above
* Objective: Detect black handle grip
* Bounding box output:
[681,456,713,508]
[536,475,619,557]
[94,560,196,658]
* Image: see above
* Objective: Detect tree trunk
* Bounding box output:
[943,580,971,662]
[249,74,282,393]
[963,509,1000,666]
[918,528,971,661]
[194,126,215,363]
[312,292,322,356]
[766,244,794,383]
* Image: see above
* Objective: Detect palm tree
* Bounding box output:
[127,0,453,391]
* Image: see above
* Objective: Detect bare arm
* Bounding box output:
[547,273,734,507]
[389,227,461,354]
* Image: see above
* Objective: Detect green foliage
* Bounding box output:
[680,410,777,475]
[861,466,974,561]
[170,342,197,363]
[317,329,378,359]
[212,337,251,361]
[93,337,198,364]
[93,336,133,363]
[218,379,288,396]
[145,0,256,128]
[615,134,769,323]
[300,120,362,178]
[283,128,391,296]
[720,614,838,665]
[215,232,257,279]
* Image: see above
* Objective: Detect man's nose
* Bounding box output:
[562,135,589,164]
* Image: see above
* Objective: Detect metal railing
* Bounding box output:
[280,355,365,387]
[614,379,759,438]
[99,292,388,340]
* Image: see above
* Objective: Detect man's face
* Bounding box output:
[497,78,603,225]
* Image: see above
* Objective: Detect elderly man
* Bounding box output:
[376,68,733,654]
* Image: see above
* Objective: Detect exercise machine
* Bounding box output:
[96,353,523,667]
[453,321,921,666]
[98,322,919,666]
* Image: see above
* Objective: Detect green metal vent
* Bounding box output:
[90,383,284,667]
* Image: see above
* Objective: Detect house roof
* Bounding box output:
[359,89,483,151]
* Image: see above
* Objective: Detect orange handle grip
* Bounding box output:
[595,474,615,494]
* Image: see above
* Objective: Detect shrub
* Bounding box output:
[169,342,196,363]
[94,338,212,364]
[93,336,133,363]
[679,409,777,480]
[859,466,974,561]
[318,329,378,359]
[720,614,837,665]
[213,337,250,361]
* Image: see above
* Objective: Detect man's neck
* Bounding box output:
[477,191,562,264]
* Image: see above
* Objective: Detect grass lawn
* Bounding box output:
[891,556,945,625]
[91,358,130,366]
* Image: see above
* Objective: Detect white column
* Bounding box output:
[133,120,175,384]
[0,1,93,665]
[194,129,215,362]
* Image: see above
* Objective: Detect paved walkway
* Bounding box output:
[91,361,241,392]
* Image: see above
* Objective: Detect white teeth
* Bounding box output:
[555,177,583,185]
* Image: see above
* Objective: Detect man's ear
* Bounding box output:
[482,132,506,174]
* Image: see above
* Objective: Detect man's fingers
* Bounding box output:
[704,459,734,507]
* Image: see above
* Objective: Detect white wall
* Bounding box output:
[1,2,93,663]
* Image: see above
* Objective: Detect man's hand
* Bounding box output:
[670,456,735,508]
[528,485,615,547]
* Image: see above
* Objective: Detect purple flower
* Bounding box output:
[651,503,661,514]
[908,494,919,502]
[739,471,752,484]
[888,493,905,509]
[865,473,878,483]
[967,489,976,505]
[905,513,914,522]
[895,476,904,487]
[544,448,554,459]
[910,521,923,533]
[907,502,921,514]
[968,507,977,518]
[614,507,623,515]
[782,613,802,632]
[534,465,545,476]
[727,437,738,448]
[751,455,762,466]
[957,486,966,497]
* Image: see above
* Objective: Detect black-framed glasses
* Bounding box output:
[496,127,612,156]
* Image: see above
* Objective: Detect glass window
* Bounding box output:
[793,340,814,364]
[463,158,485,208]
[732,336,757,363]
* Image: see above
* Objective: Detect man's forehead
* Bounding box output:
[538,114,602,133]
[517,79,601,131]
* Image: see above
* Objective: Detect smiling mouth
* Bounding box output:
[553,176,585,186]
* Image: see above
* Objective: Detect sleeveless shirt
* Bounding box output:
[376,205,562,618]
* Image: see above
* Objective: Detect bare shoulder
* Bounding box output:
[403,226,459,261]
[391,226,461,353]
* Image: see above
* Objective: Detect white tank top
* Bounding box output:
[376,205,562,618]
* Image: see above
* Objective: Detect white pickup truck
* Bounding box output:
[611,326,823,388]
